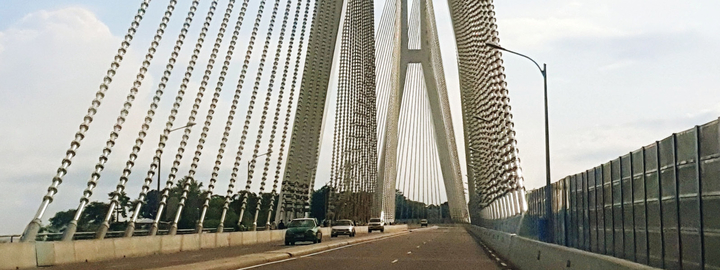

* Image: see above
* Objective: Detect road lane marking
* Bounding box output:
[236,232,409,270]
[391,259,398,264]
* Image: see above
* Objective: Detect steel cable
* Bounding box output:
[21,0,153,242]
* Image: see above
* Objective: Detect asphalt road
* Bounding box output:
[244,226,509,270]
[43,230,403,270]
[44,239,285,270]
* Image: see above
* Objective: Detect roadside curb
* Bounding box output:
[147,230,409,270]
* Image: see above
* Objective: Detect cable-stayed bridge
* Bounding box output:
[0,0,717,269]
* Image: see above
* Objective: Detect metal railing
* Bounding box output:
[0,234,21,243]
[0,227,237,242]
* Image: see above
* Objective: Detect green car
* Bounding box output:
[284,218,323,245]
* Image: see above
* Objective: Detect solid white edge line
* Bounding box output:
[236,232,409,270]
[236,257,299,270]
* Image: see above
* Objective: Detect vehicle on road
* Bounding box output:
[420,219,428,227]
[331,219,356,237]
[285,218,322,245]
[368,218,384,233]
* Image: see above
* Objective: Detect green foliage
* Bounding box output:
[45,176,282,233]
[310,185,330,222]
[140,190,161,220]
[395,189,438,220]
[203,195,239,229]
[48,209,76,231]
[47,201,111,232]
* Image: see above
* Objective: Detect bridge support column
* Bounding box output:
[377,0,469,224]
[96,221,110,239]
[195,220,204,234]
[124,222,136,237]
[19,218,42,242]
[61,221,78,241]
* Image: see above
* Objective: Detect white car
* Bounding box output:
[331,219,356,237]
[368,218,385,233]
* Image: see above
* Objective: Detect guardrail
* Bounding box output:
[3,227,236,242]
[0,235,21,243]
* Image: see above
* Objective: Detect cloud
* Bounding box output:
[553,107,720,179]
[0,7,149,234]
[498,17,627,49]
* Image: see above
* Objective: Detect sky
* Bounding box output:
[1,0,719,235]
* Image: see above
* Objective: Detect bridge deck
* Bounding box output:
[42,226,508,270]
[255,226,506,270]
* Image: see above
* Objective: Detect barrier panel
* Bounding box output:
[256,231,272,244]
[0,243,36,269]
[485,117,720,270]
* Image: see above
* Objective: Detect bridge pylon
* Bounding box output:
[377,0,469,223]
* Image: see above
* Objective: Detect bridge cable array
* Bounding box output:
[21,0,529,243]
[446,0,527,219]
[68,0,195,241]
[22,0,319,241]
[325,0,378,223]
[21,0,154,242]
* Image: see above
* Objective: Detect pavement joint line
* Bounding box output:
[235,231,410,270]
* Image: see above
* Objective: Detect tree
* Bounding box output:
[81,201,110,231]
[171,177,205,229]
[47,201,113,232]
[310,186,330,222]
[48,209,76,232]
[140,189,161,220]
[235,191,258,230]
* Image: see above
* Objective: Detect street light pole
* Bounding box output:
[486,42,553,243]
[157,122,196,214]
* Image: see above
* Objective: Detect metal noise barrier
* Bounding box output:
[490,117,720,270]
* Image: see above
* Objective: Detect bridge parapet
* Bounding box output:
[0,225,409,269]
[1,230,273,269]
[466,225,658,270]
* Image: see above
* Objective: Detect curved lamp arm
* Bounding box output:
[486,42,545,76]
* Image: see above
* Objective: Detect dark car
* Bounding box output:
[285,218,322,245]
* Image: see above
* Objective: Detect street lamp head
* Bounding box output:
[473,116,492,123]
[485,42,504,50]
[168,122,198,133]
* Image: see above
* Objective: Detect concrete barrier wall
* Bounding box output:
[465,225,658,270]
[256,231,272,244]
[0,225,411,269]
[385,224,408,233]
[0,242,37,270]
[0,229,292,270]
